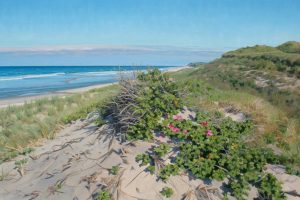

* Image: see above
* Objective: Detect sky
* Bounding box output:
[0,0,300,66]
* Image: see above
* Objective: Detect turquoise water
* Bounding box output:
[0,66,175,99]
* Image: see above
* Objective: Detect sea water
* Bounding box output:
[0,66,175,99]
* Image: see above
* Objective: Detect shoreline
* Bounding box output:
[0,83,116,109]
[0,66,191,109]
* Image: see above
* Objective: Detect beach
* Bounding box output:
[0,66,180,100]
[0,66,190,108]
[0,83,116,109]
[1,1,299,199]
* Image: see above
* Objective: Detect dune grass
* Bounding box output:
[221,42,300,79]
[0,85,119,163]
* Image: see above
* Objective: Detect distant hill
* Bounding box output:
[189,41,300,117]
[277,41,300,54]
[222,42,300,76]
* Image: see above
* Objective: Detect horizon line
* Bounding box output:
[0,64,193,67]
[0,44,227,54]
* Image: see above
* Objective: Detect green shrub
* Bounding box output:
[127,69,183,140]
[110,166,120,175]
[160,187,174,198]
[257,174,286,200]
[159,164,179,181]
[105,69,183,140]
[97,190,111,200]
[263,132,276,144]
[146,165,155,174]
[132,89,284,199]
[153,143,171,158]
[135,153,152,166]
[276,64,287,72]
[15,158,28,167]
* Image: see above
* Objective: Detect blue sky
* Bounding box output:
[0,0,300,66]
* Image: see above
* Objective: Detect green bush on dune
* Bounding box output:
[104,69,286,199]
[96,190,111,200]
[160,187,174,198]
[102,69,182,141]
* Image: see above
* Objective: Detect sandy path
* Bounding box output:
[0,118,223,200]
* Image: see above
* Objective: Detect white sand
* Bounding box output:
[0,119,223,200]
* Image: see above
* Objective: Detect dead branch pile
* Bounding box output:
[104,75,143,141]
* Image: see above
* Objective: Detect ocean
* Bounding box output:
[0,66,175,99]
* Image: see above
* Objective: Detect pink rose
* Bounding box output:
[168,124,175,129]
[172,127,181,133]
[173,114,183,121]
[206,130,213,137]
[168,124,180,133]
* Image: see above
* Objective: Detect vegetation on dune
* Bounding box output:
[183,42,300,177]
[109,165,120,175]
[172,68,300,168]
[277,41,300,54]
[221,42,300,78]
[102,69,182,141]
[103,69,286,199]
[96,190,111,200]
[160,187,174,198]
[0,85,119,163]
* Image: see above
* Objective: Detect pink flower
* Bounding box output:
[200,121,208,126]
[172,127,181,133]
[183,130,189,134]
[168,124,180,133]
[206,130,213,137]
[173,114,183,121]
[168,124,175,129]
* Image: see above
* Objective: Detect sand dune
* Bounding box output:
[1,111,299,199]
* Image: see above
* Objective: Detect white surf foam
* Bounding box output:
[0,73,65,81]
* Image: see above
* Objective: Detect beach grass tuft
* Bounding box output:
[0,85,119,163]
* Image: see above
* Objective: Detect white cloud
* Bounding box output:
[0,45,224,55]
[0,44,225,66]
